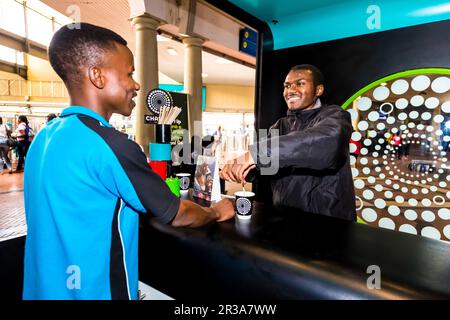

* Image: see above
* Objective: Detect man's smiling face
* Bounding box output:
[283,69,323,111]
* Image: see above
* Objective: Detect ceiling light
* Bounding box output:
[202,73,208,77]
[167,47,178,56]
[215,57,232,64]
[157,35,170,42]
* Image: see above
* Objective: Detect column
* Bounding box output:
[182,36,204,139]
[131,14,160,156]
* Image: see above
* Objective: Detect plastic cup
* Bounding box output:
[234,191,255,219]
[165,177,180,197]
[176,173,191,191]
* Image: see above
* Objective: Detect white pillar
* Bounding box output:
[182,36,204,139]
[131,14,160,156]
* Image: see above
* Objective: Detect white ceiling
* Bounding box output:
[41,0,256,86]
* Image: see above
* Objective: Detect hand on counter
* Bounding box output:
[171,198,235,228]
[211,198,235,222]
[220,151,256,183]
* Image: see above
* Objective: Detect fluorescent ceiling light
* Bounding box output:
[215,57,232,64]
[167,47,178,56]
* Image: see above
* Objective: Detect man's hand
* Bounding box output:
[171,198,235,227]
[220,151,256,183]
[211,198,235,222]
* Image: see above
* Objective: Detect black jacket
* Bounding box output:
[251,104,356,221]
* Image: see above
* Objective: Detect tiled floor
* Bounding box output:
[0,172,26,242]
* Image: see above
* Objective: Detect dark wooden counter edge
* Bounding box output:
[138,199,450,300]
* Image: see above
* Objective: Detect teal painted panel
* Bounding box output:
[159,84,207,111]
[228,0,450,49]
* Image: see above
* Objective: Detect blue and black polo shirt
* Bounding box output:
[23,106,180,300]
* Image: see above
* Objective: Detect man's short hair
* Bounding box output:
[48,23,127,87]
[289,64,324,87]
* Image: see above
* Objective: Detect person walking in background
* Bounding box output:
[0,116,13,174]
[47,113,57,123]
[12,115,31,172]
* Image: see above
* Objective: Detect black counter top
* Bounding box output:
[138,192,450,300]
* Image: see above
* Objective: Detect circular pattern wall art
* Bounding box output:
[346,70,450,241]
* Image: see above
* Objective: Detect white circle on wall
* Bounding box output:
[395,98,408,110]
[444,225,450,240]
[377,122,386,130]
[363,139,372,146]
[438,208,450,220]
[391,79,409,95]
[387,205,400,216]
[411,75,431,91]
[373,86,390,101]
[347,109,358,122]
[363,190,374,200]
[395,195,404,203]
[421,211,435,222]
[421,198,432,207]
[405,209,417,221]
[368,176,376,184]
[401,187,408,193]
[441,101,450,113]
[374,199,386,209]
[385,117,395,125]
[362,167,371,175]
[350,155,356,165]
[430,186,438,192]
[356,97,372,111]
[431,76,450,94]
[421,188,429,194]
[360,157,368,165]
[384,191,393,198]
[434,115,444,124]
[374,184,383,192]
[421,226,441,240]
[433,195,445,205]
[424,97,440,109]
[351,132,362,141]
[361,148,369,155]
[409,111,419,119]
[399,224,417,235]
[362,208,377,222]
[354,179,365,189]
[351,168,359,178]
[398,112,407,121]
[358,121,369,131]
[380,102,394,115]
[349,143,357,153]
[368,111,380,122]
[408,198,418,207]
[378,217,395,230]
[410,95,425,107]
[421,112,432,121]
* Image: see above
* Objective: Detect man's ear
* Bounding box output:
[88,66,105,89]
[316,84,324,97]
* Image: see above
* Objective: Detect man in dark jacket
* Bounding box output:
[220,64,356,221]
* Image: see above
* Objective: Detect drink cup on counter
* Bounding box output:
[165,177,180,197]
[176,173,191,192]
[234,191,255,219]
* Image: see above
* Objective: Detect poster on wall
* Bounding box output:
[145,89,189,144]
[168,91,189,145]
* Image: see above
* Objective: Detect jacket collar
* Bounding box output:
[60,106,112,127]
[286,98,322,117]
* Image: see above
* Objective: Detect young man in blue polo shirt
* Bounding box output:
[23,23,234,300]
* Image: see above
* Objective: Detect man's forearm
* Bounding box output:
[171,200,219,228]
